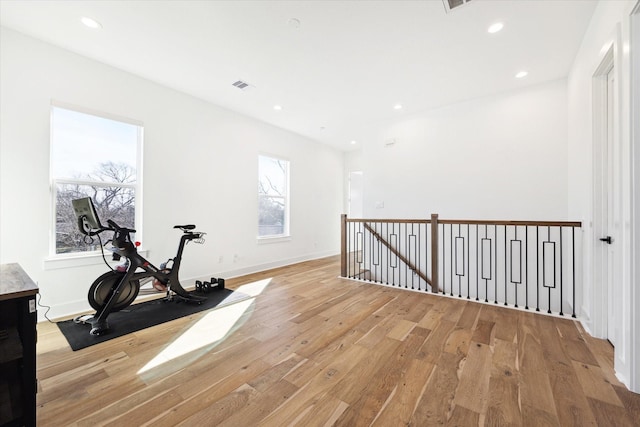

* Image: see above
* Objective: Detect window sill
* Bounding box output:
[43,249,148,270]
[257,235,291,244]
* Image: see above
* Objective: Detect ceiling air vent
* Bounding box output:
[442,0,472,13]
[232,80,254,91]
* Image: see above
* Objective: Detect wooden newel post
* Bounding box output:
[430,213,439,293]
[341,214,347,277]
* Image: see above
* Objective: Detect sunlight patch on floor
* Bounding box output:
[137,278,271,376]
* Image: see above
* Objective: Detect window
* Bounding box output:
[51,105,142,254]
[258,155,289,238]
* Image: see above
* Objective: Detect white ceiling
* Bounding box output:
[0,0,597,151]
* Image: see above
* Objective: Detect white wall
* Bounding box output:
[358,79,569,221]
[567,0,638,392]
[0,28,344,319]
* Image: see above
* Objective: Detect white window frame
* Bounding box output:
[48,101,144,260]
[257,154,290,241]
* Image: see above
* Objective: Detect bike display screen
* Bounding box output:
[72,197,103,235]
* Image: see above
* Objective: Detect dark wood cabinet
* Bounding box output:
[0,264,38,427]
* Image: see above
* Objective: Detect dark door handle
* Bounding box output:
[600,236,613,244]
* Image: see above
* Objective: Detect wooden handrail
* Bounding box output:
[347,218,582,228]
[363,222,432,287]
[438,219,582,227]
[346,218,430,224]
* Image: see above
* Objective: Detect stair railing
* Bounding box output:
[340,214,582,317]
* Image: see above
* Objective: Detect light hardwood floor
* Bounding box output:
[36,256,640,426]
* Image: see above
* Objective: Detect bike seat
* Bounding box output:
[174,224,196,231]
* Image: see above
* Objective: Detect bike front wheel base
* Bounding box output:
[89,320,110,336]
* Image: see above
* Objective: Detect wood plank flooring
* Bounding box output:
[35,256,640,426]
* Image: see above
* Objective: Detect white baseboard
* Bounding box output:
[38,250,339,323]
[190,250,339,283]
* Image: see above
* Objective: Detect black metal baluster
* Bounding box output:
[442,223,445,295]
[450,224,454,296]
[494,225,498,304]
[572,227,576,318]
[548,226,552,314]
[504,225,508,306]
[369,222,373,282]
[476,225,479,301]
[383,222,388,285]
[559,226,564,316]
[404,223,408,289]
[350,221,354,278]
[467,224,470,299]
[457,224,461,297]
[346,221,350,278]
[358,223,363,280]
[416,223,419,290]
[424,222,428,292]
[357,222,360,279]
[536,226,540,312]
[378,222,382,283]
[353,221,357,279]
[356,221,361,279]
[418,223,422,291]
[410,223,415,290]
[393,222,398,287]
[391,223,396,286]
[372,222,376,283]
[347,221,351,278]
[525,226,529,310]
[485,225,489,303]
[357,221,361,279]
[513,226,518,308]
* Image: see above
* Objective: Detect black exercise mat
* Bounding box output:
[57,289,250,351]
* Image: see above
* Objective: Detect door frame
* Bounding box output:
[629,1,640,393]
[592,46,616,342]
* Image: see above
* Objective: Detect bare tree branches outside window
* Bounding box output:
[258,156,289,237]
[55,162,136,253]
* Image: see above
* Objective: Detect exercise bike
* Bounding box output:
[72,197,207,336]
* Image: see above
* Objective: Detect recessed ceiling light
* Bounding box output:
[488,22,504,34]
[350,140,357,145]
[393,104,403,110]
[515,71,528,79]
[80,16,102,29]
[273,105,282,110]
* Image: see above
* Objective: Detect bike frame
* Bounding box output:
[89,222,204,332]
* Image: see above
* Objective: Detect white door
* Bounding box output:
[593,50,616,345]
[348,171,363,218]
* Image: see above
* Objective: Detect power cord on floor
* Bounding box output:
[37,291,54,323]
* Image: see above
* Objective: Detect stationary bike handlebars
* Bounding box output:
[105,219,137,258]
